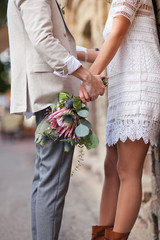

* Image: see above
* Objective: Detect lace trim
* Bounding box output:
[137,9,152,16]
[115,1,138,10]
[106,119,160,147]
[112,0,142,23]
[115,11,132,20]
[140,3,152,11]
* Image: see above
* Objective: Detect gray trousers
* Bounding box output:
[31,109,74,240]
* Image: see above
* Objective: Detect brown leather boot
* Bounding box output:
[105,228,130,240]
[91,226,113,240]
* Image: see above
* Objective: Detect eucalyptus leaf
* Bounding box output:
[81,103,86,108]
[81,103,89,111]
[84,140,92,149]
[75,124,89,137]
[77,109,89,118]
[35,117,50,145]
[35,134,43,144]
[80,118,92,129]
[86,133,99,149]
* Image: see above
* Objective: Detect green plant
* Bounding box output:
[0,0,8,28]
[0,0,10,93]
[0,60,10,94]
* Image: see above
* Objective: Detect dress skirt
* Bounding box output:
[106,72,160,147]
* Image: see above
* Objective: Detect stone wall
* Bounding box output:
[62,0,160,239]
[62,0,111,174]
[150,1,160,239]
[155,0,160,39]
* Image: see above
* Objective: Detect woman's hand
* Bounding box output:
[79,75,108,104]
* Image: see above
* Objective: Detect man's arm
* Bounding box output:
[15,0,77,75]
[15,0,105,100]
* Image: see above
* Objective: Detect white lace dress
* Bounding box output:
[103,0,160,147]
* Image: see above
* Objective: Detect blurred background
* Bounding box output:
[0,0,160,240]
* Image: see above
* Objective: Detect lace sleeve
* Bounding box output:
[113,0,142,23]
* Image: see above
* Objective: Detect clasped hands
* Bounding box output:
[79,73,108,104]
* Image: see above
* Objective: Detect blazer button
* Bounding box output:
[64,33,67,37]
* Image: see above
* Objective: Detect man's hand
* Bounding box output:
[72,66,105,103]
[81,74,106,103]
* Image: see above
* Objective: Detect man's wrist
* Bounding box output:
[72,66,91,83]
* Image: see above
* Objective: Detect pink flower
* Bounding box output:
[56,117,64,126]
[59,127,68,137]
[48,108,70,120]
[64,128,70,138]
[55,126,63,134]
[68,123,75,138]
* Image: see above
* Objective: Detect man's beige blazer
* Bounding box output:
[7,0,81,114]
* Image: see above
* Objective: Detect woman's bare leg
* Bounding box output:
[113,138,149,233]
[99,144,120,226]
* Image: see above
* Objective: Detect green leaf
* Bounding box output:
[35,117,50,145]
[82,130,99,150]
[64,142,72,152]
[90,133,99,148]
[39,138,45,147]
[81,103,86,108]
[73,99,82,111]
[58,91,70,102]
[102,77,108,87]
[85,133,99,150]
[81,103,89,111]
[50,104,56,113]
[77,109,89,118]
[80,119,92,129]
[75,124,89,137]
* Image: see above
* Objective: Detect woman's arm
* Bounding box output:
[77,49,99,63]
[89,16,131,75]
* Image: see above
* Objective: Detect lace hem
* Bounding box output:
[106,119,160,147]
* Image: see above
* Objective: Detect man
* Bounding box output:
[7,0,105,239]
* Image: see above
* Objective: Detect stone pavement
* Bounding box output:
[0,136,149,240]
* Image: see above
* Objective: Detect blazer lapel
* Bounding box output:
[55,0,74,38]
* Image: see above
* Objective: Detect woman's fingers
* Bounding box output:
[101,75,109,79]
[90,96,97,101]
[79,86,87,104]
[79,84,91,104]
[82,86,90,102]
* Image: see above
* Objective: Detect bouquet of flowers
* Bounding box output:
[35,92,99,172]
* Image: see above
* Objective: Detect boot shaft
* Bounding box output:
[91,226,113,240]
[91,226,106,240]
[105,228,129,240]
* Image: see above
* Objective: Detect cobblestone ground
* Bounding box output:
[0,136,149,240]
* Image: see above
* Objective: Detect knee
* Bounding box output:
[117,163,129,182]
[117,163,142,183]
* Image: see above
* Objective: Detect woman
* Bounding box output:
[77,0,160,239]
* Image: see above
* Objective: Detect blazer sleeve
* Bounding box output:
[15,0,72,74]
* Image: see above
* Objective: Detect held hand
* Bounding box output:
[72,66,107,102]
[84,74,105,101]
[79,84,90,105]
[79,74,107,103]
